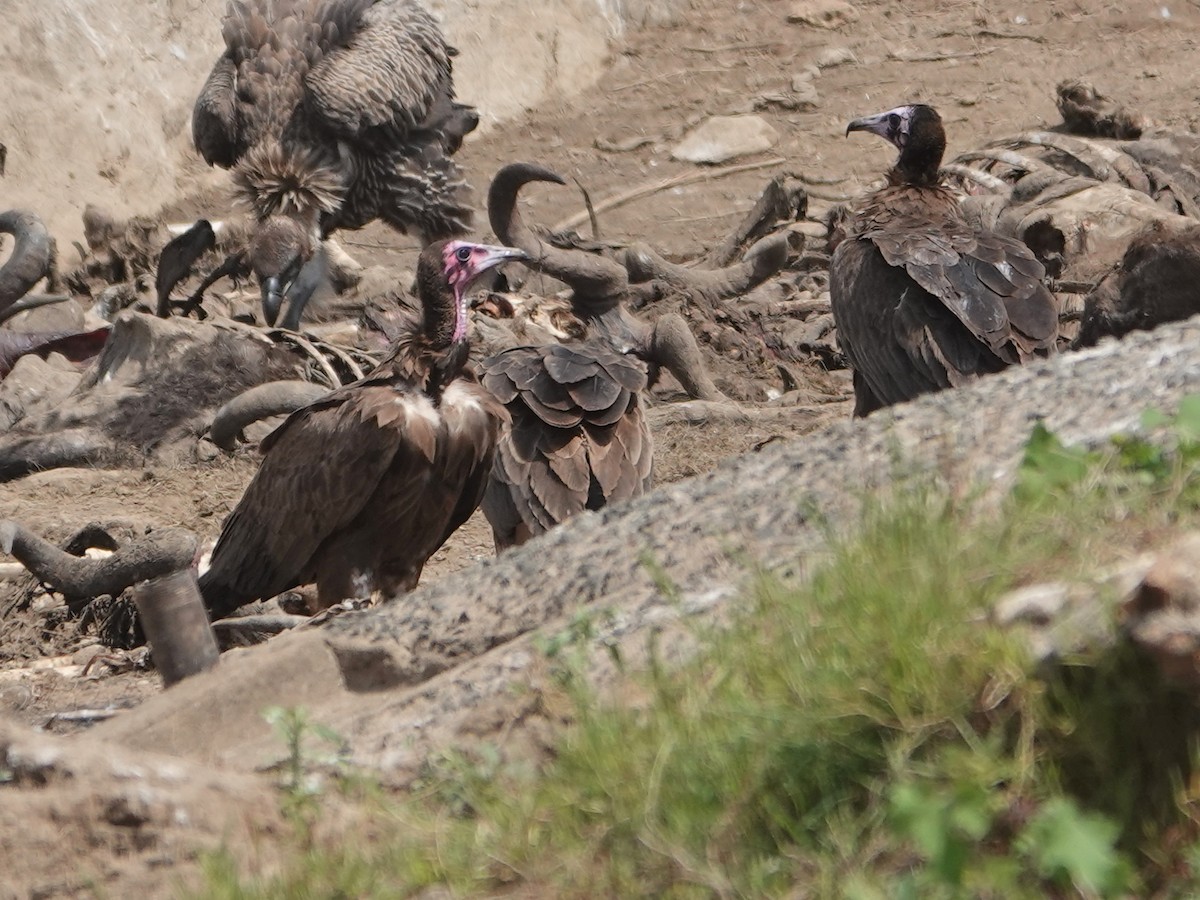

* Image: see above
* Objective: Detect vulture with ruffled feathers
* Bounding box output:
[192,0,478,330]
[830,104,1059,416]
[198,239,523,617]
[478,164,655,550]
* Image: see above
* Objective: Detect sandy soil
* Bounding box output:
[3,0,1200,893]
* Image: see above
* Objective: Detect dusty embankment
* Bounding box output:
[92,318,1200,779]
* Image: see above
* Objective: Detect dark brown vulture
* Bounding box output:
[830,104,1059,416]
[192,0,478,329]
[198,239,523,618]
[473,164,657,550]
[480,341,653,550]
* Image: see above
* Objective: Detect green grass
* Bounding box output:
[200,400,1200,899]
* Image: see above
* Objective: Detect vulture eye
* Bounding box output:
[888,113,902,130]
[455,246,472,263]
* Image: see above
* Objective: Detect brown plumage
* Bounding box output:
[831,104,1059,417]
[198,239,523,618]
[480,341,653,549]
[474,164,657,550]
[193,0,477,327]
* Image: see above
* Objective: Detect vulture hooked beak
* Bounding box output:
[846,108,909,148]
[259,250,314,331]
[251,214,318,329]
[446,242,530,343]
[470,245,530,275]
[261,275,285,327]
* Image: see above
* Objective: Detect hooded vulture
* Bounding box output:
[192,0,478,329]
[830,104,1059,416]
[198,239,524,618]
[474,164,656,550]
[479,341,653,550]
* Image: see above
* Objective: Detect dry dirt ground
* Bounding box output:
[3,0,1200,894]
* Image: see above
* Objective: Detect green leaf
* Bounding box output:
[1017,798,1130,896]
[1111,434,1170,483]
[1016,422,1095,503]
[1140,406,1171,431]
[1174,394,1200,442]
[889,782,993,887]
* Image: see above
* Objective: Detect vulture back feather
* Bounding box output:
[480,341,653,550]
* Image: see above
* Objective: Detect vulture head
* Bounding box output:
[846,104,946,186]
[234,142,346,327]
[250,214,319,327]
[417,239,529,349]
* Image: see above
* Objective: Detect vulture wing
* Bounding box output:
[305,0,456,141]
[201,382,423,616]
[830,238,1010,411]
[861,190,1058,361]
[193,0,376,167]
[480,343,652,548]
[193,55,243,168]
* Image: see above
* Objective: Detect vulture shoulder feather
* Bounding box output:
[480,342,652,549]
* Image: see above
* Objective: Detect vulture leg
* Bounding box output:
[174,249,247,318]
[651,313,726,401]
[278,247,327,332]
[482,475,527,552]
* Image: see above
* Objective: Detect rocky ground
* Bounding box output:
[5,0,1200,894]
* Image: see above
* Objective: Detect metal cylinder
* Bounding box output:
[132,568,220,687]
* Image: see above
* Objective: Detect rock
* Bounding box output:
[788,221,829,240]
[756,85,819,112]
[995,582,1074,625]
[993,558,1153,665]
[791,80,821,107]
[671,115,780,165]
[815,46,857,68]
[1122,533,1200,686]
[792,66,821,84]
[3,298,86,333]
[0,715,285,898]
[787,0,858,29]
[0,352,81,430]
[1125,533,1200,616]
